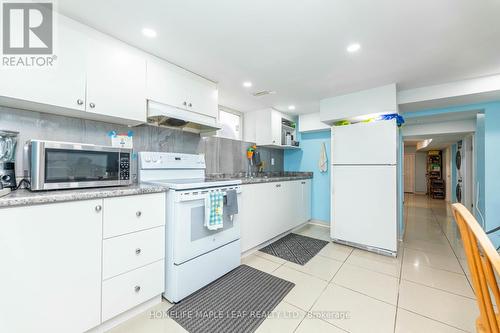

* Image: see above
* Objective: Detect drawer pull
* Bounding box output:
[136,211,142,217]
[135,248,142,255]
[134,285,141,293]
[275,184,281,188]
[301,181,306,184]
[95,205,102,212]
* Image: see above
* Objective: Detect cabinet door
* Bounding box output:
[146,58,189,110]
[254,109,283,146]
[0,200,103,333]
[86,34,146,123]
[240,183,278,252]
[0,14,86,111]
[301,179,312,222]
[186,74,218,118]
[271,110,283,145]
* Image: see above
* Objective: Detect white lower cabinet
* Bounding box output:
[103,226,165,280]
[240,179,312,252]
[102,260,165,322]
[103,193,166,238]
[0,192,166,333]
[0,200,103,333]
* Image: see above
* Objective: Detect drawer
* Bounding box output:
[102,260,164,322]
[103,226,165,280]
[103,193,165,238]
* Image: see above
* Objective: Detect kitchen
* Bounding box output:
[1,1,499,333]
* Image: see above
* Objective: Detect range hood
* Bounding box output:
[147,100,222,134]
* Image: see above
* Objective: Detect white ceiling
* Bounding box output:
[57,0,500,114]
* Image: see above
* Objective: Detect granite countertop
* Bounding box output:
[0,184,167,208]
[207,172,313,185]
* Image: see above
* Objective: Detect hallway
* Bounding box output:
[401,194,476,331]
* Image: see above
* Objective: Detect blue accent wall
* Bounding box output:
[476,113,485,221]
[284,129,331,223]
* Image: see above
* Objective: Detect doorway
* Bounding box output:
[404,153,415,193]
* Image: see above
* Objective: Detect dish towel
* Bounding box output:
[319,142,328,173]
[205,191,224,230]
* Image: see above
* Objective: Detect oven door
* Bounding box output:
[172,185,241,265]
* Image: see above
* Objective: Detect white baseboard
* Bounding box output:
[86,296,163,333]
[308,219,330,227]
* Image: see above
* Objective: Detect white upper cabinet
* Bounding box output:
[86,33,146,123]
[0,12,147,125]
[147,58,190,110]
[187,73,218,118]
[0,14,87,112]
[146,58,218,118]
[244,108,297,148]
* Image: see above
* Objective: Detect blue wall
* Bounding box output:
[476,113,485,221]
[284,129,331,223]
[404,101,500,247]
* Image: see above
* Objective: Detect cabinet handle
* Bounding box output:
[95,205,102,212]
[275,184,281,188]
[188,103,192,107]
[183,101,187,106]
[301,181,306,184]
[136,211,142,217]
[76,99,84,105]
[89,102,96,109]
[134,285,141,293]
[135,248,141,255]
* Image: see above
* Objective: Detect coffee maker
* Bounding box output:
[0,130,18,189]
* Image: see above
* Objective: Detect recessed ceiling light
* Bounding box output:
[243,81,252,88]
[346,43,361,53]
[142,28,157,38]
[288,105,296,110]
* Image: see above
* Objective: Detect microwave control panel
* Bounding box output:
[119,153,130,180]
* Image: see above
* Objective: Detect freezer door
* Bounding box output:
[332,119,397,165]
[331,165,397,252]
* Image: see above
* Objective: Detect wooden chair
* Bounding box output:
[452,203,500,333]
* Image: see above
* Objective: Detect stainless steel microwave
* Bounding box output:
[25,140,132,191]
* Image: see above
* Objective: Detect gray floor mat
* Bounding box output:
[259,233,329,265]
[167,265,295,333]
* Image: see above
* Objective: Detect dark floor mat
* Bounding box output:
[259,233,329,265]
[167,265,295,333]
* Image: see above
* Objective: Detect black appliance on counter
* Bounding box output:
[0,130,18,189]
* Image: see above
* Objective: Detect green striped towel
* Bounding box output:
[205,191,224,230]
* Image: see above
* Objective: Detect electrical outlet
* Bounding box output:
[271,158,275,166]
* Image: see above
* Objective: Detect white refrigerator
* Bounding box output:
[331,119,398,255]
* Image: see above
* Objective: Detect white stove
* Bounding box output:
[138,152,242,303]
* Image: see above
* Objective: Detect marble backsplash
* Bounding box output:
[0,106,284,181]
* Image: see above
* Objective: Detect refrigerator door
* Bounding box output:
[331,165,397,253]
[332,119,397,165]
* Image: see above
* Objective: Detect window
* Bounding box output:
[218,107,242,140]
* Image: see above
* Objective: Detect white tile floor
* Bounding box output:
[109,194,478,333]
